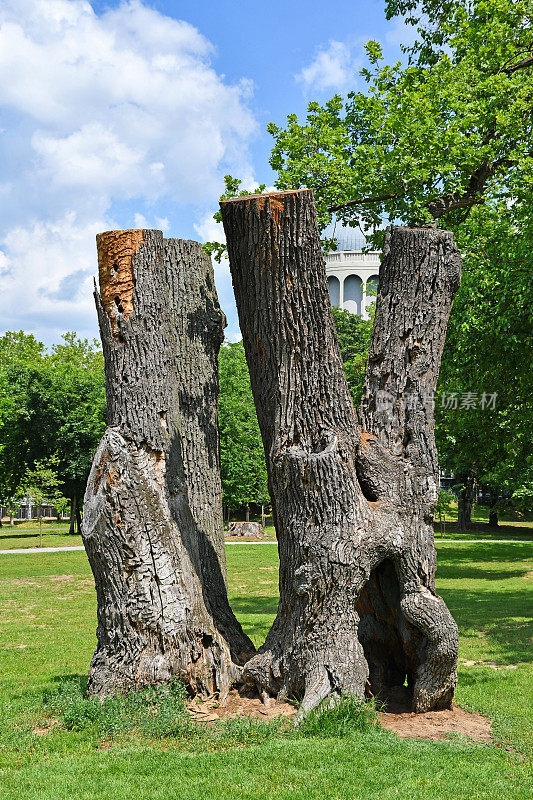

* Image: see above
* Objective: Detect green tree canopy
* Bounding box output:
[330,307,372,407]
[436,200,533,512]
[268,0,532,234]
[0,332,106,517]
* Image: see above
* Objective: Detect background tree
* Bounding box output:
[0,331,105,532]
[20,456,66,547]
[436,201,533,528]
[330,307,373,407]
[268,0,532,235]
[218,342,269,519]
[47,334,106,533]
[260,0,533,527]
[0,332,48,506]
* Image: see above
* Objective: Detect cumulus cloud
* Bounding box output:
[296,40,360,94]
[0,0,257,342]
[1,212,106,339]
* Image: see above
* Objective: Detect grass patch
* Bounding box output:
[43,678,191,738]
[297,695,379,738]
[0,541,531,798]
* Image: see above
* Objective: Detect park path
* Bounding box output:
[0,540,531,555]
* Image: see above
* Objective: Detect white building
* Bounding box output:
[325,248,381,318]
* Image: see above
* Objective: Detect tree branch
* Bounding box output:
[503,53,533,75]
[327,192,401,213]
[329,158,508,221]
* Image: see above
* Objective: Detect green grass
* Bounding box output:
[1,509,531,552]
[0,542,531,799]
[0,520,83,550]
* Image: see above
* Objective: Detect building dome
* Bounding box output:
[325,245,381,319]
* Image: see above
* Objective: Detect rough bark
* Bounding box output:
[221,190,460,716]
[82,229,253,699]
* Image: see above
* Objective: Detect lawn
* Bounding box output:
[0,541,531,799]
[2,504,532,552]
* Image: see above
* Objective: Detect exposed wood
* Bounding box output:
[221,190,459,717]
[82,229,254,698]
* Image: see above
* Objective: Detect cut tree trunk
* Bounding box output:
[221,190,460,716]
[82,229,254,699]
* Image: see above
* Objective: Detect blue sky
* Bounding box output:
[0,0,411,345]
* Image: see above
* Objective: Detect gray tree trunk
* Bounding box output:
[82,229,254,698]
[221,190,460,717]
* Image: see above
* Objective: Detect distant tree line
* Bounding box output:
[0,331,106,533]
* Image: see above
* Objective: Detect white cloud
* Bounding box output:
[0,212,108,338]
[0,0,257,342]
[296,40,360,94]
[194,210,225,244]
[0,0,256,202]
[133,213,149,228]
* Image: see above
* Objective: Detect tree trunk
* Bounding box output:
[221,190,460,716]
[487,490,499,528]
[457,473,475,531]
[75,494,82,533]
[82,229,253,699]
[68,495,78,535]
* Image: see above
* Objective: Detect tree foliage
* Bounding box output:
[0,332,106,514]
[20,456,67,543]
[218,341,269,511]
[330,307,372,406]
[268,0,532,235]
[436,200,533,510]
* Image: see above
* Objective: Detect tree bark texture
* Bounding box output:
[221,190,460,716]
[82,229,254,698]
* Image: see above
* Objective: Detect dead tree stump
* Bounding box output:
[221,190,460,717]
[82,229,254,698]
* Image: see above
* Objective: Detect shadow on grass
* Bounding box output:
[434,523,533,541]
[51,674,88,692]
[438,566,530,581]
[439,586,532,664]
[0,532,77,542]
[228,597,279,616]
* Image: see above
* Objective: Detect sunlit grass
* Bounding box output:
[0,541,531,799]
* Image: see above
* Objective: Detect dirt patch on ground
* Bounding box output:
[378,705,492,741]
[188,691,491,741]
[33,717,59,736]
[188,691,296,723]
[375,686,492,741]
